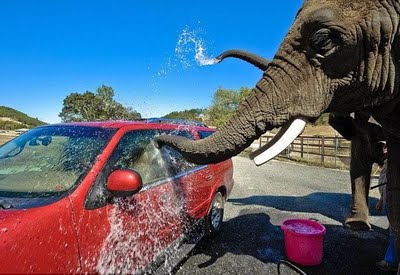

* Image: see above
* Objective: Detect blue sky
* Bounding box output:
[0,0,303,123]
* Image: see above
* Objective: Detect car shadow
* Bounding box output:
[229,192,385,226]
[184,211,389,275]
[176,193,390,274]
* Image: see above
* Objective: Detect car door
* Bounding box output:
[159,128,213,219]
[79,129,186,274]
[198,129,233,196]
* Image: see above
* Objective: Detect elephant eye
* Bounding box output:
[310,28,337,56]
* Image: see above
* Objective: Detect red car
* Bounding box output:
[0,119,234,273]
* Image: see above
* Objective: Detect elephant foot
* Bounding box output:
[344,216,371,231]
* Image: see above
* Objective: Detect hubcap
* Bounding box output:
[211,200,222,228]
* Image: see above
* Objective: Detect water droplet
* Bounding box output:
[175,25,216,67]
[150,24,216,97]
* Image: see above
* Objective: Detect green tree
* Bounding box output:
[59,85,141,122]
[206,87,252,128]
[163,108,205,122]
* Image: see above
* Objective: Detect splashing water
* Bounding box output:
[96,142,198,274]
[151,24,217,99]
[175,25,218,68]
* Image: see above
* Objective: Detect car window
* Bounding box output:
[159,129,199,175]
[111,130,172,185]
[0,126,116,197]
[198,130,214,139]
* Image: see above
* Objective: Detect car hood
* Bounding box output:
[0,209,25,232]
[0,197,81,273]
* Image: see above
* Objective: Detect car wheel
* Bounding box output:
[205,191,225,238]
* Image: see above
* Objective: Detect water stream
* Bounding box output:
[175,25,218,67]
[153,25,217,85]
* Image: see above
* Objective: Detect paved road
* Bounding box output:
[175,156,390,274]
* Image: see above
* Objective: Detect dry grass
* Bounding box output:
[271,125,338,137]
[0,135,13,145]
[302,125,338,137]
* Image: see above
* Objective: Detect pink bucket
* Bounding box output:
[281,219,326,266]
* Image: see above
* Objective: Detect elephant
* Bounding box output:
[155,0,400,257]
[209,49,387,231]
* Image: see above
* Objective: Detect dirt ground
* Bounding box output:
[302,125,338,137]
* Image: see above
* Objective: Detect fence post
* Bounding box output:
[334,136,337,168]
[321,136,325,166]
[259,136,262,148]
[300,137,304,158]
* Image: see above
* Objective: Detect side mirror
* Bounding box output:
[106,169,143,197]
[41,136,52,146]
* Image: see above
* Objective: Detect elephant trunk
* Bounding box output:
[215,49,270,71]
[155,78,305,165]
[155,94,268,164]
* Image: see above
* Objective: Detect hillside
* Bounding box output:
[0,106,46,130]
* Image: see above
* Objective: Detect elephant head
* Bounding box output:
[155,0,400,165]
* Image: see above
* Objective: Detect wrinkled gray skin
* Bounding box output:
[329,112,385,230]
[155,0,400,257]
[210,49,386,231]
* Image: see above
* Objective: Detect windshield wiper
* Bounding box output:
[0,145,24,160]
[0,200,13,209]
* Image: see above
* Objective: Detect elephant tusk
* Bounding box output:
[249,117,308,166]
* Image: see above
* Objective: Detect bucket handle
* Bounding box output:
[277,260,307,275]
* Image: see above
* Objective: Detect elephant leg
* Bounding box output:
[345,174,372,230]
[345,136,372,230]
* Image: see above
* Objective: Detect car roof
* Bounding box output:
[48,118,212,130]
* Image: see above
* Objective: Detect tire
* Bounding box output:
[205,191,225,238]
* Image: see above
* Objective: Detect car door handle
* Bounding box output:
[206,175,213,181]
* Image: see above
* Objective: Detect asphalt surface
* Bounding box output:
[174,156,391,275]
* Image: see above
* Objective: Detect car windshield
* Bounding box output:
[0,125,116,198]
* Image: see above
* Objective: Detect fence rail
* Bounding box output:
[258,135,352,169]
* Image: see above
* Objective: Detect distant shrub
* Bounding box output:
[0,106,45,127]
[0,121,27,130]
[163,108,205,123]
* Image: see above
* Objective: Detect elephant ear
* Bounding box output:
[328,113,354,141]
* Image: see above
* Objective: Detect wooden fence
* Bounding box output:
[258,135,352,169]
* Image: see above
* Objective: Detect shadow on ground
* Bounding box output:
[179,193,391,275]
[229,192,384,226]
